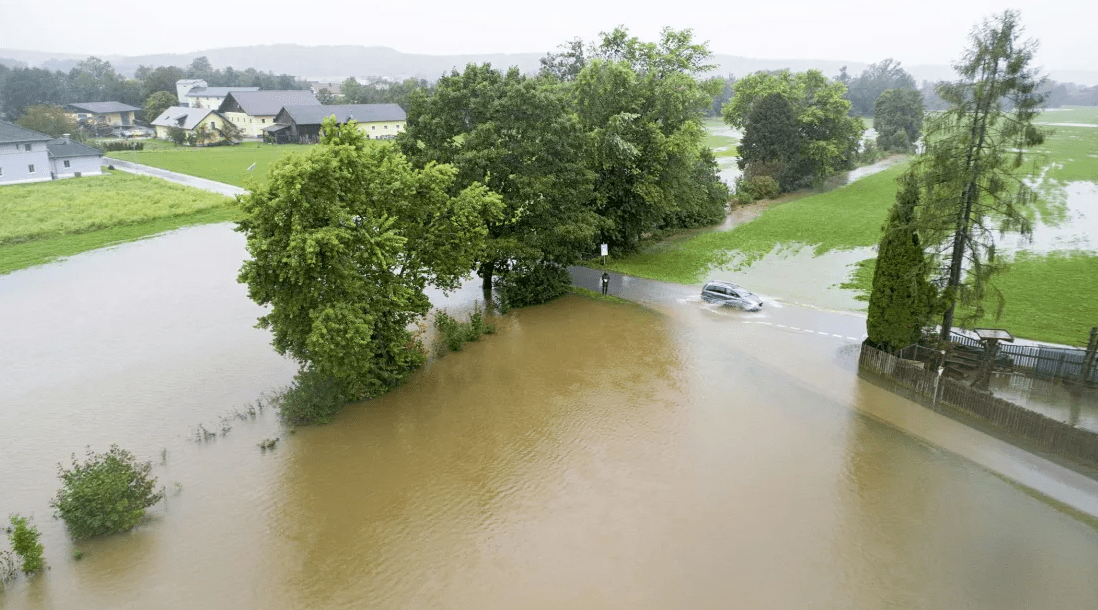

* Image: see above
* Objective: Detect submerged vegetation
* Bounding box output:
[51,445,164,540]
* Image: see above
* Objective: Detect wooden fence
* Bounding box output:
[948,332,1098,384]
[859,343,1098,468]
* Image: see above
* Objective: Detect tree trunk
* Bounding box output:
[479,260,495,307]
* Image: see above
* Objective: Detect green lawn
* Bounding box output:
[0,170,238,275]
[106,142,317,187]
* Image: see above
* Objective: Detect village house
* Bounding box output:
[217,90,320,138]
[64,102,140,127]
[175,79,260,109]
[150,106,232,143]
[266,104,406,143]
[0,121,103,185]
[0,121,52,184]
[47,137,104,178]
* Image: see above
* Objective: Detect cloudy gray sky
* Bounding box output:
[2,0,1094,71]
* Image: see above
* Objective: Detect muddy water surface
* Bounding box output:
[3,224,1098,608]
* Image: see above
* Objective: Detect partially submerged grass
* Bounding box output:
[1,170,233,245]
[0,205,242,275]
[567,285,631,304]
[841,252,1098,347]
[606,162,908,284]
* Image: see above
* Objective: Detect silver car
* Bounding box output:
[701,280,763,311]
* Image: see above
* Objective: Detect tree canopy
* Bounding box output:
[873,88,924,152]
[237,118,502,400]
[400,64,601,294]
[866,173,937,350]
[15,104,78,137]
[571,27,728,251]
[910,10,1048,338]
[845,59,917,116]
[724,69,863,190]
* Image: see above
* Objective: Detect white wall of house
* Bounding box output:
[0,141,51,184]
[50,155,103,178]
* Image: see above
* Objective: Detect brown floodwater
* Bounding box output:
[3,224,1098,608]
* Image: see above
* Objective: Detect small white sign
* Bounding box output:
[600,243,608,257]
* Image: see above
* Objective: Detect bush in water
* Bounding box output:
[8,515,45,574]
[435,303,495,353]
[51,445,164,540]
[497,262,571,310]
[272,369,354,426]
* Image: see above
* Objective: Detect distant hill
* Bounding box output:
[1,45,1096,86]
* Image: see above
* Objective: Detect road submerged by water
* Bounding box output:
[2,224,1097,609]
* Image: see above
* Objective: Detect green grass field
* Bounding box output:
[106,142,317,187]
[0,170,237,275]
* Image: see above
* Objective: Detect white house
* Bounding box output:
[0,121,53,185]
[0,121,103,185]
[175,79,259,109]
[47,137,104,178]
[150,106,232,143]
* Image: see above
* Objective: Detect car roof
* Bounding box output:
[704,280,744,290]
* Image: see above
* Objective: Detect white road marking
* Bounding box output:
[847,336,859,341]
[831,334,843,338]
[789,327,800,331]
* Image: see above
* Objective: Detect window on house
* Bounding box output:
[28,164,35,173]
[64,160,71,168]
[24,143,32,151]
[0,167,4,176]
[371,126,375,130]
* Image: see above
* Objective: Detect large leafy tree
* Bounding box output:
[1,67,65,118]
[845,59,917,116]
[736,92,805,191]
[571,27,728,252]
[238,118,502,399]
[143,91,177,123]
[724,69,864,190]
[873,88,924,152]
[401,65,601,294]
[15,104,78,137]
[867,172,937,350]
[911,10,1047,339]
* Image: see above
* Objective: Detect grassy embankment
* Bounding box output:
[0,170,236,275]
[106,141,316,188]
[607,107,1098,346]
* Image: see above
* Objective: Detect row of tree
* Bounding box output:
[0,55,306,122]
[237,28,731,420]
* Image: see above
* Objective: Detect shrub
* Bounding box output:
[435,303,495,353]
[496,262,571,309]
[272,368,353,426]
[8,516,44,574]
[51,446,164,540]
[99,141,144,152]
[733,174,781,205]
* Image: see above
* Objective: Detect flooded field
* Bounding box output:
[3,224,1098,608]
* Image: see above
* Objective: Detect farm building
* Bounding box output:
[266,104,406,143]
[217,90,320,138]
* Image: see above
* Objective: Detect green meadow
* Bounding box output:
[106,142,317,187]
[0,171,237,275]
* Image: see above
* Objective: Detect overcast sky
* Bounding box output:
[2,0,1095,72]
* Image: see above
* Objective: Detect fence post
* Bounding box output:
[1079,326,1098,385]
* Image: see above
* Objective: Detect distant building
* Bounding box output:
[1,121,102,185]
[47,137,104,178]
[65,102,140,127]
[175,80,262,109]
[217,90,320,138]
[150,106,232,143]
[309,81,344,99]
[267,104,406,143]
